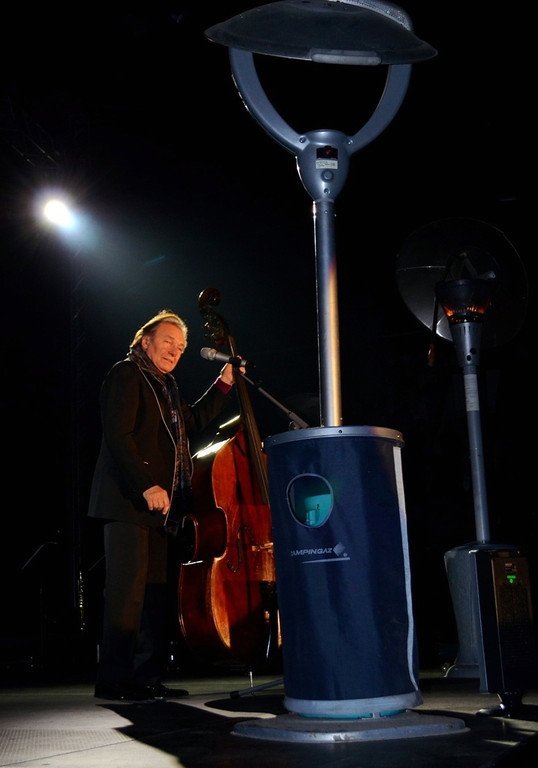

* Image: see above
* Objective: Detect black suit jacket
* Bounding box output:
[88,359,231,528]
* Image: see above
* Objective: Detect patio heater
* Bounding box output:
[397,218,537,716]
[202,1,470,741]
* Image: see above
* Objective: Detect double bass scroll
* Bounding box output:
[177,288,280,669]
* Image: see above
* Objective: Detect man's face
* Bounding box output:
[142,322,186,373]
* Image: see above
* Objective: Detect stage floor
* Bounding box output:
[1,671,538,767]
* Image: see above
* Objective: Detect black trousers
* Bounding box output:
[96,521,169,688]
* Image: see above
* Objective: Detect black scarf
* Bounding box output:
[127,346,192,516]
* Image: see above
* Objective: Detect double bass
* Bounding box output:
[177,288,280,670]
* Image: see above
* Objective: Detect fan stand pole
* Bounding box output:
[443,318,496,682]
[450,321,490,543]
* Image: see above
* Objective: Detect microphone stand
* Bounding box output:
[241,370,310,430]
[203,350,309,429]
[20,539,60,671]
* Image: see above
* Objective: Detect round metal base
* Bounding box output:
[232,710,468,743]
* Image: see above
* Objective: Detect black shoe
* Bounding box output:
[94,683,153,702]
[144,683,189,700]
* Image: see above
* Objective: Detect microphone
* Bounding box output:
[200,347,249,367]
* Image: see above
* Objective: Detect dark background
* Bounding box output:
[0,2,534,678]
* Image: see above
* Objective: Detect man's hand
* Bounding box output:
[219,362,245,386]
[143,485,170,515]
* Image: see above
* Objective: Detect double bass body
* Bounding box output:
[177,289,280,670]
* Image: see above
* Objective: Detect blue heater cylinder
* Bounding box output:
[264,425,422,719]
